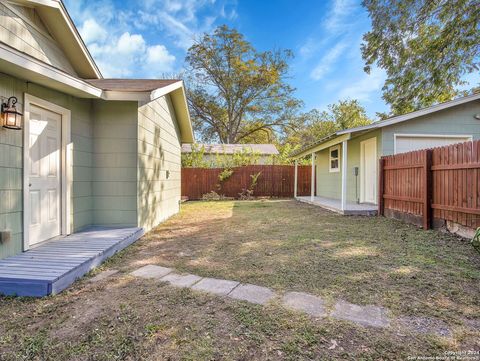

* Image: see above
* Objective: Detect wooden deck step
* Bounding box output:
[0,226,144,297]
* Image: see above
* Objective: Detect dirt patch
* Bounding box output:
[397,316,452,337]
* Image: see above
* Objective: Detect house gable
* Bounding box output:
[0,2,78,76]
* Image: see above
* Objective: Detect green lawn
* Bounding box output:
[1,200,479,360]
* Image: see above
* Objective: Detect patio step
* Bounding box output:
[0,227,144,297]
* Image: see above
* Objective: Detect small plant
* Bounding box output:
[250,171,261,189]
[238,172,261,200]
[218,168,234,182]
[472,227,480,253]
[202,191,227,201]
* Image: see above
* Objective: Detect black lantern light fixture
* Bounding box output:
[2,96,22,130]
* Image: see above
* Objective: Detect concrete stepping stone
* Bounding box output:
[191,277,239,296]
[228,284,275,305]
[89,269,118,283]
[282,291,326,317]
[130,265,172,279]
[161,272,203,288]
[331,300,389,328]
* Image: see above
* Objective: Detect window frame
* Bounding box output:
[329,145,340,173]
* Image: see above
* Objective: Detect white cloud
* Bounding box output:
[338,67,386,102]
[116,32,146,55]
[79,19,108,43]
[138,0,237,50]
[146,45,176,74]
[86,31,175,77]
[310,41,348,80]
[63,0,237,77]
[323,0,358,33]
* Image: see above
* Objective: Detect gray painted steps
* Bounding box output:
[0,227,144,297]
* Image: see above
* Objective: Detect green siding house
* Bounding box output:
[291,94,480,215]
[0,0,194,260]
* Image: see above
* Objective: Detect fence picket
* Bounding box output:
[182,165,312,200]
[379,140,480,230]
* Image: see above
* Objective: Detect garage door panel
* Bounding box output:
[395,136,471,154]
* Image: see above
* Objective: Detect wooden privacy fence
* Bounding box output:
[182,165,312,200]
[379,140,480,230]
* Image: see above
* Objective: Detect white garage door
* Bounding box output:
[394,135,472,154]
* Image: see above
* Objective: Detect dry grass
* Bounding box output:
[0,199,479,360]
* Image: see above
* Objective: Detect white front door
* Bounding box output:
[28,105,62,245]
[360,137,377,204]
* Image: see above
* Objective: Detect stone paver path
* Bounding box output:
[131,265,172,279]
[282,292,326,317]
[229,284,275,305]
[331,300,390,328]
[129,264,452,337]
[192,277,240,295]
[162,273,203,288]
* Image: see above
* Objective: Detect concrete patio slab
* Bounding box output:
[282,291,326,317]
[130,265,172,279]
[191,277,239,295]
[161,273,203,288]
[89,269,119,283]
[331,300,390,328]
[228,284,275,305]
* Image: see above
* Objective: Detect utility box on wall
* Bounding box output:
[0,230,11,244]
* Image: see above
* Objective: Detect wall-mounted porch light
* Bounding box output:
[2,96,22,130]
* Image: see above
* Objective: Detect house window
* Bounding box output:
[329,145,340,172]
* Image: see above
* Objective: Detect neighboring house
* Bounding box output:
[0,0,194,260]
[182,143,279,166]
[291,93,480,215]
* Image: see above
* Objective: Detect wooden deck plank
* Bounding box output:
[0,227,144,297]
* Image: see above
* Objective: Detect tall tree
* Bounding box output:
[362,0,480,115]
[285,99,372,146]
[186,25,302,144]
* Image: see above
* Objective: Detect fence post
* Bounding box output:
[423,150,433,229]
[378,157,385,216]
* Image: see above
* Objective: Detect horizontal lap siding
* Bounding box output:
[0,3,77,76]
[315,148,341,199]
[0,76,94,259]
[381,101,480,156]
[92,101,138,227]
[0,75,22,259]
[137,95,182,231]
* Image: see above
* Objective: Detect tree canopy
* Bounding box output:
[362,0,480,115]
[185,25,302,144]
[285,99,372,146]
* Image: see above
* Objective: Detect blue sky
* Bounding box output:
[63,0,475,120]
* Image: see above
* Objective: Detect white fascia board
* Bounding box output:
[150,81,183,101]
[8,0,59,8]
[0,43,102,98]
[56,1,102,78]
[337,93,480,135]
[101,91,151,101]
[100,81,184,102]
